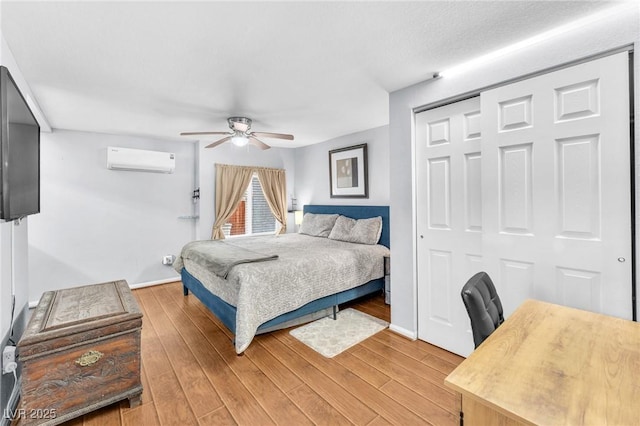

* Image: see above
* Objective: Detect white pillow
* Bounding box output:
[328,215,382,245]
[298,213,339,237]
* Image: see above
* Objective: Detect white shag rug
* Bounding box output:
[289,308,389,358]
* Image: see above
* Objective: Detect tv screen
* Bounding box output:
[0,66,40,221]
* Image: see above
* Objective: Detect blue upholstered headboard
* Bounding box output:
[302,205,390,248]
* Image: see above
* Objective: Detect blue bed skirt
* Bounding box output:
[182,268,384,335]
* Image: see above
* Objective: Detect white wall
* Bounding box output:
[196,142,296,240]
[295,125,389,206]
[0,24,39,418]
[28,130,196,302]
[388,4,640,339]
[0,28,33,343]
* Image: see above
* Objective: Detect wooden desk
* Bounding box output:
[445,299,640,425]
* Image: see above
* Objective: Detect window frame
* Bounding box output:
[226,173,278,238]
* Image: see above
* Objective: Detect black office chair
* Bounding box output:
[461,271,504,348]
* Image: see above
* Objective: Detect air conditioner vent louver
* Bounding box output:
[107,147,175,173]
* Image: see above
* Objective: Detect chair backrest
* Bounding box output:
[461,271,504,348]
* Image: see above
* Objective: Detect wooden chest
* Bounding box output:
[16,280,143,425]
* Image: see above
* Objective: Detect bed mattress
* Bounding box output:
[174,233,390,353]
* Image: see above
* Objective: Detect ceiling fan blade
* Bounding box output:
[180,131,231,136]
[205,136,232,148]
[249,136,271,150]
[250,131,294,140]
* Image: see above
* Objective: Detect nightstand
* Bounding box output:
[384,255,390,304]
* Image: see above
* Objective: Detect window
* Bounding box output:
[225,174,276,236]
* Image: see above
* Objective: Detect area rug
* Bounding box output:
[289,308,388,358]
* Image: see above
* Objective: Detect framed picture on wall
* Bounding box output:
[329,143,368,198]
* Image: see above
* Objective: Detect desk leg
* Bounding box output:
[462,396,525,426]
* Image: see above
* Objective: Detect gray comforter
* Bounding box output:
[174,233,390,353]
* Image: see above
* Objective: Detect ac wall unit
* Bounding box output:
[106,146,175,173]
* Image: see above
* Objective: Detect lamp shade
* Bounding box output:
[294,210,304,225]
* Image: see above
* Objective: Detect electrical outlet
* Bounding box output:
[162,255,175,265]
[3,345,17,374]
[3,345,16,364]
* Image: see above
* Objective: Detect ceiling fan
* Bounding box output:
[180,117,294,150]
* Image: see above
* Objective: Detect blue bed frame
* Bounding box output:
[181,205,390,348]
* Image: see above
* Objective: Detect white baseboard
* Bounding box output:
[388,323,417,340]
[128,277,181,290]
[28,277,182,307]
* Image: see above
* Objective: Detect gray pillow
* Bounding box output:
[299,213,339,237]
[328,215,383,245]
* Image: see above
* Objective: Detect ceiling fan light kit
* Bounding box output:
[231,134,249,147]
[180,116,294,150]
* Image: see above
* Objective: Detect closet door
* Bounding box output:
[481,51,631,320]
[416,97,481,357]
[416,51,632,357]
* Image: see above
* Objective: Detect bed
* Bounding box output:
[175,205,390,354]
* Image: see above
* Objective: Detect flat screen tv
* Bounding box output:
[0,66,40,221]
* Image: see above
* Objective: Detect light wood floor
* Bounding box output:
[63,282,463,426]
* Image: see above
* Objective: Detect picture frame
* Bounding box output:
[329,143,368,198]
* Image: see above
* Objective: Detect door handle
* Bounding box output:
[618,257,626,262]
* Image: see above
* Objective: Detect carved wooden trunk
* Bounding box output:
[15,280,142,425]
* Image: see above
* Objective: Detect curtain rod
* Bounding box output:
[215,163,284,172]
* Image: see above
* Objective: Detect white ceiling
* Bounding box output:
[1,1,617,148]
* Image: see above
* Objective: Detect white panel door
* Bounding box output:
[416,97,481,357]
[482,51,631,320]
[416,52,632,357]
